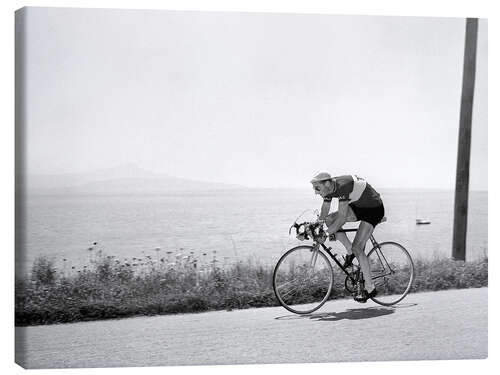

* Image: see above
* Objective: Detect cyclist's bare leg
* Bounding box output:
[351,221,375,293]
[325,208,358,255]
[336,232,352,255]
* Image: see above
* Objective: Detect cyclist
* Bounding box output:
[309,171,385,303]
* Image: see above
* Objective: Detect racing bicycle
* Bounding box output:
[273,211,414,314]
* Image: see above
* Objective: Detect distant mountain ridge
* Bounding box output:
[24,164,246,194]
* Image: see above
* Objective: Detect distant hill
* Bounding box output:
[23,164,246,195]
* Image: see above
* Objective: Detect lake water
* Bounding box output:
[16,189,488,274]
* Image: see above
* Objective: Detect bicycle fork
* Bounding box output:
[309,246,320,270]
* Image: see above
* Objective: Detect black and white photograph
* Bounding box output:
[14,6,487,369]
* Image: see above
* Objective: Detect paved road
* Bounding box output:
[15,288,487,368]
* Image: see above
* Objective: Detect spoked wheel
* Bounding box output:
[367,242,414,306]
[273,245,334,314]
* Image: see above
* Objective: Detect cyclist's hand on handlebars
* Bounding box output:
[297,224,313,241]
[316,219,327,228]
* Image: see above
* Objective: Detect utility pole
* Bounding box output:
[452,18,478,261]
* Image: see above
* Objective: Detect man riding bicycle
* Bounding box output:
[309,172,385,303]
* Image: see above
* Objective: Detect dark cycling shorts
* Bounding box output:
[349,203,385,227]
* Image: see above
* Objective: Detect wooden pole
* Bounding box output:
[452,18,478,261]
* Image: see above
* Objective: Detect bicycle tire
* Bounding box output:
[273,245,334,314]
[367,241,414,306]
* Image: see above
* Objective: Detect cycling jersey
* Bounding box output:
[323,175,382,208]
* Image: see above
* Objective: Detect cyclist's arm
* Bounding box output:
[327,200,349,233]
[319,199,331,220]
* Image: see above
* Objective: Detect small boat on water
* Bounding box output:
[416,219,431,225]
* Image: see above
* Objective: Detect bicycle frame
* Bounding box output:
[312,227,392,286]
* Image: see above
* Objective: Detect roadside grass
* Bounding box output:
[15,246,488,326]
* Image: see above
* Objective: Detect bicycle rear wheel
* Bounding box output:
[273,245,334,314]
[367,242,414,306]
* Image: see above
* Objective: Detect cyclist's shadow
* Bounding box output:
[276,304,417,322]
[308,307,394,321]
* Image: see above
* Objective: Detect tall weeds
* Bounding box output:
[15,246,488,326]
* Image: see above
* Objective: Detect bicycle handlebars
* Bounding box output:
[289,220,328,243]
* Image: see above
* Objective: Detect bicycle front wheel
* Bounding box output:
[273,245,334,314]
[367,242,414,306]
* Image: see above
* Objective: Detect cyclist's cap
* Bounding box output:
[310,171,332,184]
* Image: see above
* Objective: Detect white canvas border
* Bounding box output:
[1,1,497,374]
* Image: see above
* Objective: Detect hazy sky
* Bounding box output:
[20,8,487,189]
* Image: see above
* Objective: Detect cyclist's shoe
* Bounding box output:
[342,253,356,269]
[354,288,378,303]
[354,291,368,303]
[366,288,378,299]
